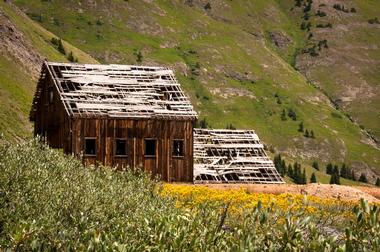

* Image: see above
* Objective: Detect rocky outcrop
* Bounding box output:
[0,8,43,79]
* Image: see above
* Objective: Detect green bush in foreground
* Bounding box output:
[0,139,379,251]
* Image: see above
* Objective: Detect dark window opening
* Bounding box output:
[115,139,127,156]
[173,140,184,157]
[145,139,156,156]
[85,138,96,156]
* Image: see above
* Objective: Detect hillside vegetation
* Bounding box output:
[0,1,97,140]
[1,139,379,250]
[9,0,380,179]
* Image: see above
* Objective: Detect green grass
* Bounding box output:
[0,56,33,139]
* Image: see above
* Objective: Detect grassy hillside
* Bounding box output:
[281,0,380,142]
[11,0,380,179]
[0,1,97,140]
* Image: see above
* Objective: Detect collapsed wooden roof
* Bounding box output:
[194,128,284,184]
[30,62,197,121]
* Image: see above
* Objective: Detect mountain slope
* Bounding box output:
[279,0,380,143]
[0,1,98,140]
[5,0,380,180]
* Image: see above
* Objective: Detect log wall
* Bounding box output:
[70,119,194,182]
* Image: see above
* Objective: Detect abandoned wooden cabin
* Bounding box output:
[193,129,284,183]
[29,62,197,182]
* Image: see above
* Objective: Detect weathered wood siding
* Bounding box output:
[70,119,193,182]
[33,74,70,150]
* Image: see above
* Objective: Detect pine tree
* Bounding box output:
[333,165,339,176]
[312,161,319,170]
[376,178,380,187]
[281,159,286,176]
[310,172,317,183]
[330,172,340,185]
[67,51,75,62]
[326,163,333,174]
[57,39,65,55]
[287,164,293,178]
[301,168,307,184]
[359,173,368,183]
[298,122,304,132]
[274,154,282,174]
[340,164,347,179]
[304,129,309,138]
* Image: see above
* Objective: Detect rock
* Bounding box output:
[268,31,291,48]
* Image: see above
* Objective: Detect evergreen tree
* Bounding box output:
[329,173,340,184]
[326,163,333,174]
[287,164,293,178]
[312,161,319,170]
[333,165,339,176]
[359,173,368,183]
[310,172,317,183]
[274,154,282,173]
[304,129,309,138]
[281,159,287,176]
[340,163,350,179]
[376,178,380,187]
[57,39,65,55]
[301,168,307,184]
[67,51,75,62]
[298,122,304,132]
[310,130,315,138]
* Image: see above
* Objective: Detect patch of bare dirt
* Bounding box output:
[0,5,43,79]
[196,183,380,203]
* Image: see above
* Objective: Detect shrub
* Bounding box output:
[287,108,297,121]
[1,139,379,250]
[316,10,326,17]
[204,2,211,10]
[51,37,59,45]
[368,17,380,24]
[134,50,143,63]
